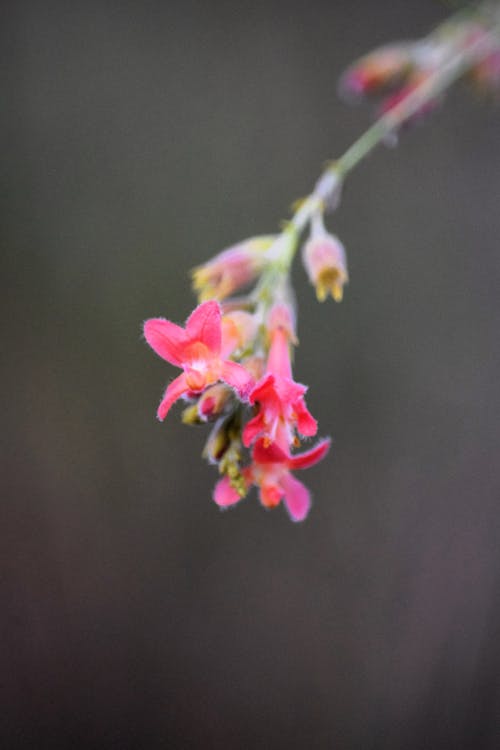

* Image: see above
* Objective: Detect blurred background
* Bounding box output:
[2,0,500,747]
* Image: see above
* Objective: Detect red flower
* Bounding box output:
[144,301,253,420]
[243,373,317,447]
[242,304,317,448]
[213,437,331,522]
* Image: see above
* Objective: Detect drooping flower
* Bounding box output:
[243,374,317,448]
[243,303,317,448]
[192,236,275,301]
[302,227,348,302]
[213,437,331,521]
[144,300,253,420]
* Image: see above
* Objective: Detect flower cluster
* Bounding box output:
[143,2,500,522]
[144,221,345,521]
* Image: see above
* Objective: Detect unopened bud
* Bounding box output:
[203,417,232,464]
[181,402,202,425]
[192,236,275,301]
[198,383,233,421]
[339,43,414,100]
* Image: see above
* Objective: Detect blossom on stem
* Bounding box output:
[144,300,253,420]
[192,236,275,301]
[302,226,348,302]
[243,303,317,448]
[213,437,331,522]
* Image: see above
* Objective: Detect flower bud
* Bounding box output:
[203,417,233,464]
[192,236,275,301]
[197,383,233,421]
[181,402,202,425]
[339,44,414,100]
[302,232,348,302]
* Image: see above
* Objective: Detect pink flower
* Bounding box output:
[191,236,275,301]
[243,374,317,447]
[144,300,254,420]
[302,231,348,302]
[242,304,317,448]
[213,437,331,522]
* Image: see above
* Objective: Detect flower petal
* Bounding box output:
[248,373,276,404]
[287,437,331,470]
[157,372,189,421]
[281,473,311,522]
[242,412,267,447]
[185,300,221,355]
[144,318,188,367]
[295,399,318,437]
[252,438,289,465]
[275,377,307,403]
[266,328,292,379]
[213,476,244,507]
[220,360,253,398]
[259,481,284,508]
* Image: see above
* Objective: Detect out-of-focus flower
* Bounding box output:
[192,236,275,301]
[339,43,414,99]
[302,229,348,302]
[221,311,258,357]
[239,355,266,383]
[144,300,253,420]
[339,36,448,129]
[213,437,331,521]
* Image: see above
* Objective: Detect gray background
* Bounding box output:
[2,1,500,748]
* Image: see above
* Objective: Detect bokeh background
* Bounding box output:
[2,0,500,747]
